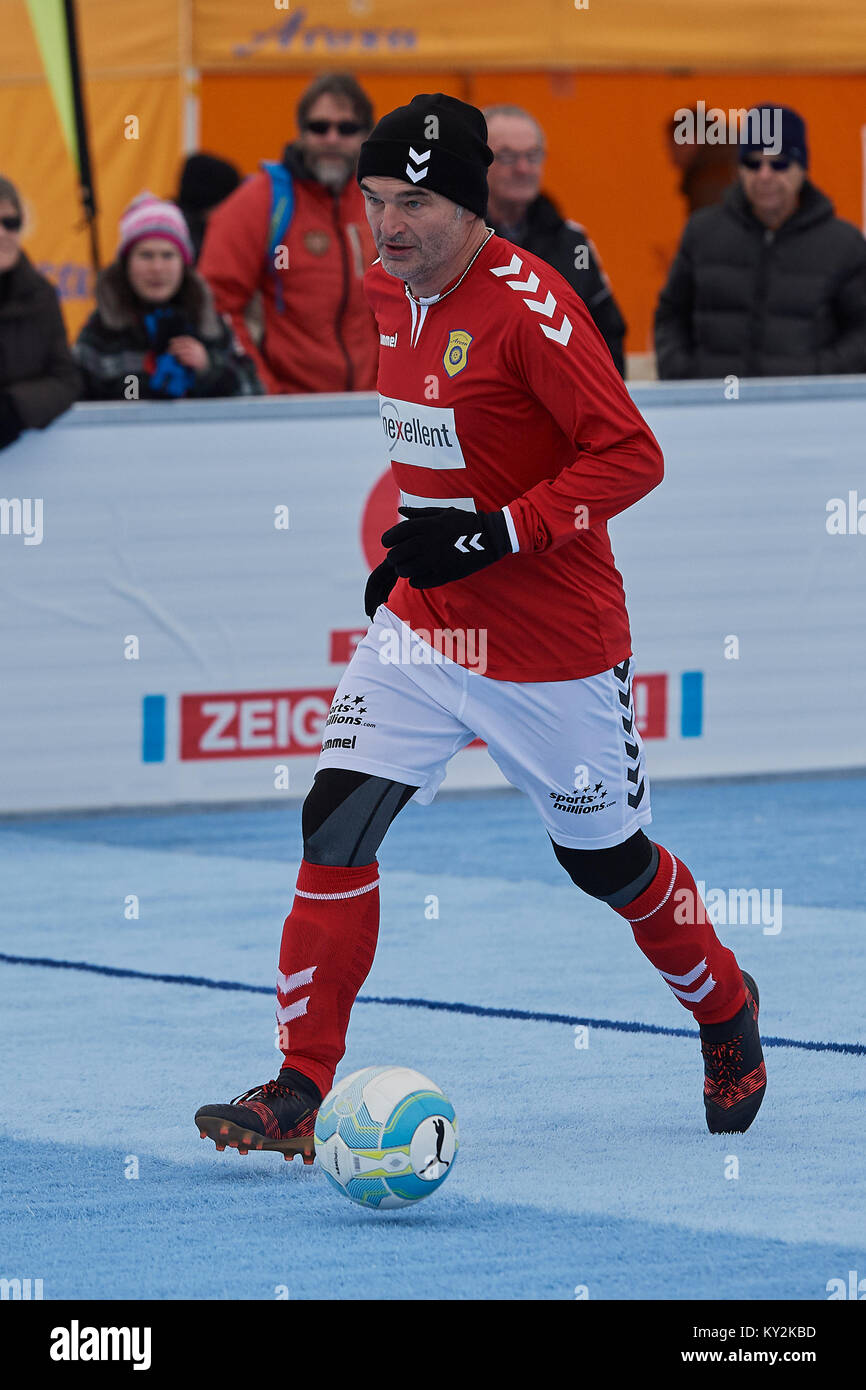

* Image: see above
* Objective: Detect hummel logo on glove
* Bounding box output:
[381,506,515,590]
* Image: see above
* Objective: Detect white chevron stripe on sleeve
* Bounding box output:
[490,255,572,347]
[506,271,539,294]
[489,255,523,277]
[523,290,556,317]
[540,315,572,345]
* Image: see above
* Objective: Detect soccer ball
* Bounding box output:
[314,1065,458,1209]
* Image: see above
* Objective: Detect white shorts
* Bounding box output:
[316,605,652,850]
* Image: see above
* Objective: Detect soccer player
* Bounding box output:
[195,95,766,1161]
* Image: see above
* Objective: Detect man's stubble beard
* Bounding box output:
[380,221,463,290]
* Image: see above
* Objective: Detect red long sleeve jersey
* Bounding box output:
[365,231,665,681]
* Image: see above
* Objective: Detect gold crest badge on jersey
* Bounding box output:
[443,330,473,378]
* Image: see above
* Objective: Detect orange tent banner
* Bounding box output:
[192,0,866,73]
[0,0,184,338]
[3,0,183,77]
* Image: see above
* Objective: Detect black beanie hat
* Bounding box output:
[738,104,809,170]
[356,93,493,219]
[177,153,241,212]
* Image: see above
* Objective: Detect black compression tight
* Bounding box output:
[549,830,659,907]
[302,768,658,907]
[302,768,417,866]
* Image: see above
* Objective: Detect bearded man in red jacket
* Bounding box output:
[199,73,379,395]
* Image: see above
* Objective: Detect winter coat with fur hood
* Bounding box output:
[73,262,263,400]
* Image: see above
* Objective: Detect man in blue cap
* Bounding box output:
[655,103,866,378]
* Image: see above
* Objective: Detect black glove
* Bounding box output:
[381,506,514,590]
[364,556,397,620]
[0,393,22,451]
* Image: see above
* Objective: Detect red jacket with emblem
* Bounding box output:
[199,145,378,395]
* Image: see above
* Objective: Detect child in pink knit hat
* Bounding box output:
[118,192,195,267]
[74,193,261,400]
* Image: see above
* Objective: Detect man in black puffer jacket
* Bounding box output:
[655,104,866,379]
[483,105,627,377]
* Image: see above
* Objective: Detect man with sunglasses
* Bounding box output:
[655,104,866,379]
[199,73,379,395]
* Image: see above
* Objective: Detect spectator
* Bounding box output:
[0,175,81,451]
[655,105,866,379]
[74,194,262,401]
[174,152,241,264]
[198,72,378,395]
[482,104,627,377]
[666,108,738,216]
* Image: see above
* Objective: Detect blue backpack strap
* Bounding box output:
[260,160,295,313]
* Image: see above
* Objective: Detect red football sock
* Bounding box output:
[275,858,380,1100]
[614,844,746,1025]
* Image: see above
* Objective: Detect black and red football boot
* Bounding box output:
[700,971,766,1133]
[195,1067,321,1163]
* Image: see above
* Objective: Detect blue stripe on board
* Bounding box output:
[681,671,704,738]
[141,695,166,763]
[1,950,863,1056]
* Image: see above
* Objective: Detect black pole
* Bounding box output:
[63,0,100,273]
